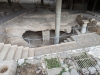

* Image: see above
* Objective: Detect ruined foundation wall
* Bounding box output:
[76,14,100,34]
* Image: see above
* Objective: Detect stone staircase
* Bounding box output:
[0,43,34,61]
[0,32,100,60]
[60,29,82,44]
[61,37,76,44]
[74,28,82,35]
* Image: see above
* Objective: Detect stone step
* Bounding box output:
[29,48,34,57]
[64,40,68,43]
[21,47,29,59]
[0,43,4,52]
[14,46,23,60]
[74,29,81,35]
[67,38,73,42]
[0,44,11,61]
[5,45,17,60]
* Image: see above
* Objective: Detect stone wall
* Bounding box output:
[0,23,6,43]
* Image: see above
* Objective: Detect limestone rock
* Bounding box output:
[88,67,97,75]
[71,69,79,75]
[47,68,62,75]
[62,72,70,75]
[95,65,100,74]
[81,68,89,75]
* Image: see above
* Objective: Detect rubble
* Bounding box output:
[81,68,89,75]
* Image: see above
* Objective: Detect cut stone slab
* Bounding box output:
[47,68,62,75]
[0,60,17,75]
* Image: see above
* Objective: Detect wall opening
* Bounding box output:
[22,30,72,48]
[22,31,42,48]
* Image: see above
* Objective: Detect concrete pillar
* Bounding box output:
[42,30,50,41]
[81,20,89,34]
[54,0,62,44]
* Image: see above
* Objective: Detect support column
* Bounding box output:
[54,0,62,44]
[81,20,89,34]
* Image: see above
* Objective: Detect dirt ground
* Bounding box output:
[16,63,46,75]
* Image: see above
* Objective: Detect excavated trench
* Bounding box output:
[22,31,43,48]
[22,30,70,48]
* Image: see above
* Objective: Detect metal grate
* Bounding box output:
[73,52,96,69]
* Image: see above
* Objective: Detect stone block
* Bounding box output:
[47,68,62,75]
[88,67,97,75]
[71,69,79,75]
[62,72,70,75]
[0,61,17,75]
[42,30,50,41]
